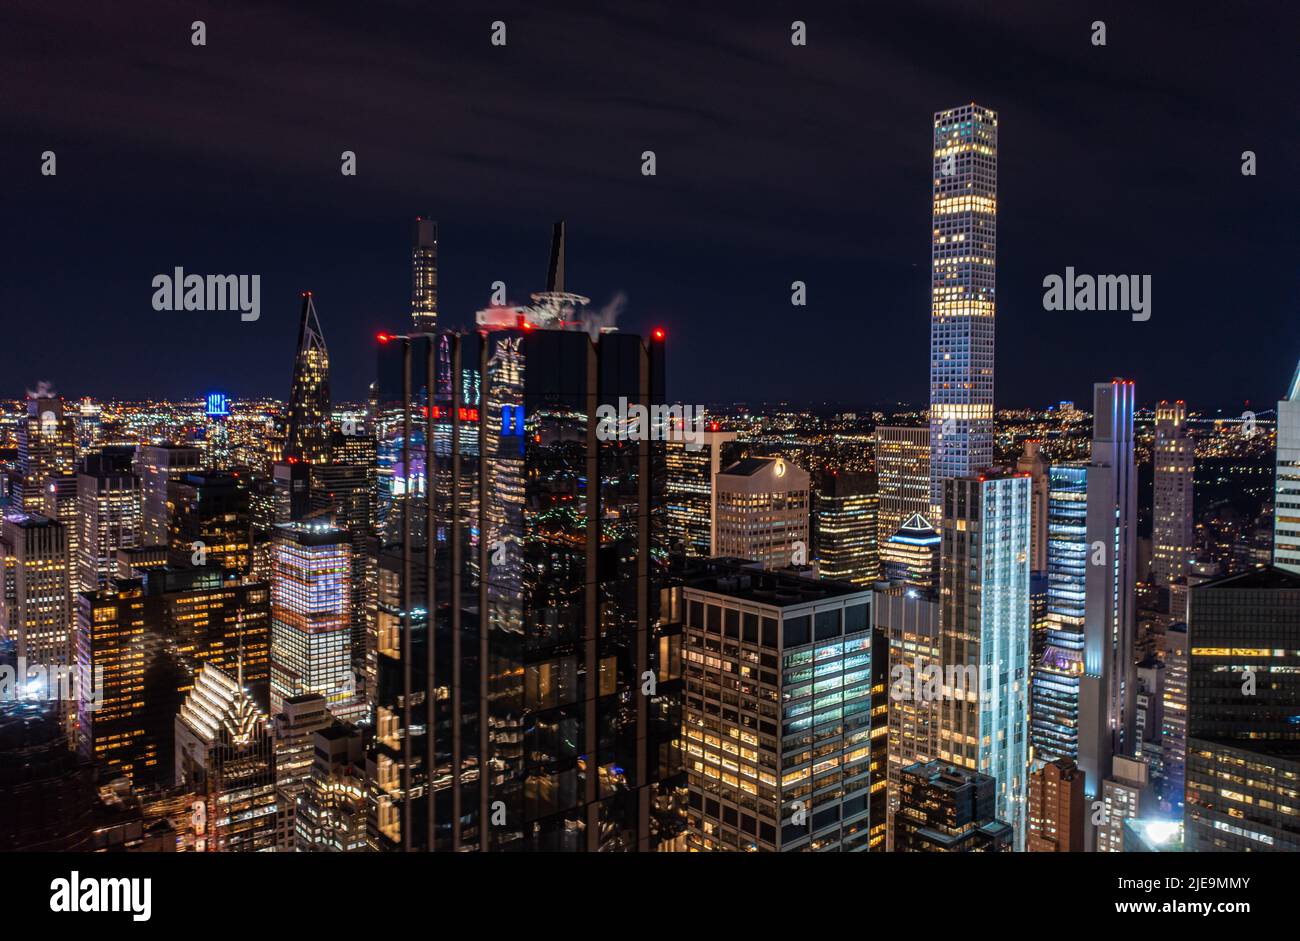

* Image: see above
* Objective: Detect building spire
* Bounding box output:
[285,292,332,463]
[546,221,565,294]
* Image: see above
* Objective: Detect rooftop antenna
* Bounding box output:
[530,220,588,329]
[546,221,565,294]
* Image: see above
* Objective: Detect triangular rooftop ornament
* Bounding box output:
[899,512,935,532]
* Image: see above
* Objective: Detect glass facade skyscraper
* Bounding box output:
[1079,380,1137,796]
[1031,463,1087,765]
[368,309,682,851]
[1185,567,1300,850]
[929,103,998,518]
[816,472,880,585]
[269,522,353,717]
[873,425,929,550]
[938,472,1031,848]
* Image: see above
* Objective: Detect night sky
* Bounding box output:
[2,0,1297,412]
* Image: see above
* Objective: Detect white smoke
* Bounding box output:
[583,291,626,338]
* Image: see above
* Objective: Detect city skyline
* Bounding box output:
[3,1,1297,410]
[3,2,1300,899]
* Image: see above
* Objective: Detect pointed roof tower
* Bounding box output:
[178,663,267,749]
[285,291,332,464]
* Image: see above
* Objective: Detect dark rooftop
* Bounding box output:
[1197,566,1300,592]
[683,557,868,607]
[718,457,776,477]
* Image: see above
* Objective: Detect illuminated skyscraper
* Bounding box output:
[1031,463,1088,764]
[76,449,142,594]
[284,292,332,465]
[77,567,271,786]
[1158,622,1187,814]
[1134,655,1164,780]
[0,513,71,666]
[1274,361,1300,573]
[311,460,377,679]
[714,457,810,569]
[665,428,738,558]
[873,425,929,552]
[1152,401,1194,587]
[15,391,77,513]
[204,392,235,468]
[134,444,203,545]
[816,472,880,584]
[269,522,353,718]
[938,471,1031,849]
[880,513,940,591]
[411,217,438,333]
[1096,755,1149,853]
[874,583,940,848]
[297,720,367,852]
[76,579,156,783]
[928,103,998,519]
[1079,380,1137,797]
[167,471,252,575]
[75,397,102,458]
[682,560,875,851]
[42,474,79,616]
[272,693,332,851]
[175,662,277,852]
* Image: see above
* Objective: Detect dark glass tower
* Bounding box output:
[1185,566,1300,850]
[285,292,332,465]
[368,229,681,851]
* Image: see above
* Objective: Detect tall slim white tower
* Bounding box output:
[1152,401,1194,586]
[1275,362,1300,573]
[1079,380,1138,798]
[929,103,998,518]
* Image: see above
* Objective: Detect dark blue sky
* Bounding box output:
[2,0,1297,412]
